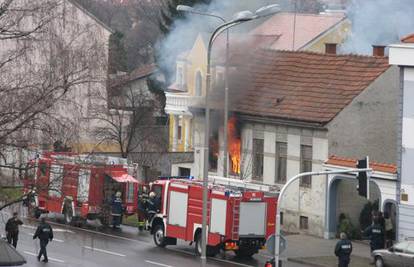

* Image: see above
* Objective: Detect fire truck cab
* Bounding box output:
[148,176,278,257]
[24,152,140,225]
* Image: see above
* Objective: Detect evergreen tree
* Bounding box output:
[159,0,212,35]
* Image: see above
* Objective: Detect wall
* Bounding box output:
[327,66,399,164]
[240,121,329,237]
[304,19,351,53]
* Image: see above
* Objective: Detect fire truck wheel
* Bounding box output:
[153,224,166,247]
[63,206,73,225]
[195,233,202,256]
[194,234,218,257]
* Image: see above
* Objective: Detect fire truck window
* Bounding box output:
[152,185,162,197]
[77,169,90,202]
[127,182,134,203]
[48,165,63,198]
[26,163,36,180]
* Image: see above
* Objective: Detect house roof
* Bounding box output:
[109,64,157,92]
[402,34,414,43]
[252,12,347,50]
[325,155,397,174]
[68,0,114,33]
[231,49,390,124]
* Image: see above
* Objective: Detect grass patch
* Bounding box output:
[122,214,139,227]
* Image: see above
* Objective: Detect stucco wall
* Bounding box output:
[327,66,399,164]
[241,122,329,236]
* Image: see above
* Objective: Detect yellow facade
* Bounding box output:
[302,19,351,53]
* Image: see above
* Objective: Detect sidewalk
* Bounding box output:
[265,234,372,267]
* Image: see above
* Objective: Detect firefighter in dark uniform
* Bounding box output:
[111,191,123,229]
[33,217,53,262]
[363,218,385,263]
[137,186,149,230]
[5,212,23,248]
[335,232,352,267]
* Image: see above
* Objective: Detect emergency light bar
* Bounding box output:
[158,176,195,180]
[209,175,280,193]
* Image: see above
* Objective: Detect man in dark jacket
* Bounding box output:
[335,232,352,267]
[33,217,53,262]
[363,218,385,263]
[111,191,123,229]
[5,212,23,248]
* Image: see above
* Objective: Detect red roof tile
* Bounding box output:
[402,34,414,43]
[325,155,397,174]
[252,12,346,50]
[231,49,390,124]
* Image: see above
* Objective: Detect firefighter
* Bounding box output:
[33,217,53,263]
[5,212,23,248]
[362,218,385,263]
[137,186,149,230]
[334,232,352,267]
[111,191,123,229]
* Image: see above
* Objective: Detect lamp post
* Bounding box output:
[178,5,280,265]
[176,6,230,177]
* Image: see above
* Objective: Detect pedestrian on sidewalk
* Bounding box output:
[5,212,23,248]
[335,232,353,267]
[33,217,53,263]
[362,217,385,264]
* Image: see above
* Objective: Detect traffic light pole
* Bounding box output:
[274,167,372,267]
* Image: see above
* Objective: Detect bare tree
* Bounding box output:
[0,0,110,206]
[90,76,168,159]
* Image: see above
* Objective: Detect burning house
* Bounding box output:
[165,31,400,236]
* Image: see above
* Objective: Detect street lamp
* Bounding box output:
[176,5,230,177]
[178,4,280,265]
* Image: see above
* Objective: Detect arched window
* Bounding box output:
[195,71,202,96]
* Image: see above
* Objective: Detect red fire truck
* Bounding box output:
[147,176,278,257]
[24,152,140,225]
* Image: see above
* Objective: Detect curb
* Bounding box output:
[288,258,327,267]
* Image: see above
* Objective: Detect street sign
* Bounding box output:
[266,234,287,254]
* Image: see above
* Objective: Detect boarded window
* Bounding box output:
[275,142,287,184]
[300,145,312,187]
[252,139,264,181]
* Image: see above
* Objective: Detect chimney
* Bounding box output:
[372,45,385,57]
[325,43,337,55]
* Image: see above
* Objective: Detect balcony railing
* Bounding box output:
[165,93,204,113]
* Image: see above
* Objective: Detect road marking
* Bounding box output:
[24,232,64,242]
[23,251,65,263]
[168,248,255,267]
[83,246,126,257]
[22,224,74,234]
[145,260,174,267]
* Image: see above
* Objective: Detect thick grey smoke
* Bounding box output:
[157,0,275,82]
[341,0,414,54]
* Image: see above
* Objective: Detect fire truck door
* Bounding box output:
[167,190,188,227]
[210,198,227,235]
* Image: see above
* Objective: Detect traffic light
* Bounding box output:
[356,157,369,198]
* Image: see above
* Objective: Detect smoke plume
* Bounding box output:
[156,0,275,82]
[341,0,414,54]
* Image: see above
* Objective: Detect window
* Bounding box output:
[195,71,202,96]
[176,67,183,89]
[300,216,309,230]
[177,117,182,141]
[394,242,409,253]
[252,139,264,181]
[178,167,191,176]
[300,145,312,187]
[275,142,287,184]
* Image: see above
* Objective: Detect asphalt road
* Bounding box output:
[6,220,306,267]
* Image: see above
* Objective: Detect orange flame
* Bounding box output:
[228,117,241,174]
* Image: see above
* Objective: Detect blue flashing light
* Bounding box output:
[158,176,194,180]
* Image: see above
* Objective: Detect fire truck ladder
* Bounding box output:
[209,175,280,193]
[231,198,241,240]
